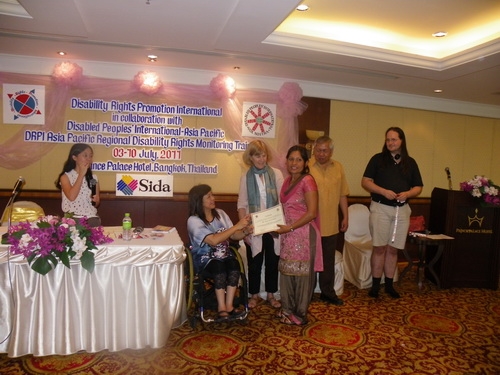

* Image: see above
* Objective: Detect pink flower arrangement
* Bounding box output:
[209,74,236,99]
[52,61,83,86]
[277,82,307,118]
[278,82,303,104]
[460,175,500,206]
[132,71,163,95]
[6,215,113,275]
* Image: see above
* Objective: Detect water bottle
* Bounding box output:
[122,213,132,241]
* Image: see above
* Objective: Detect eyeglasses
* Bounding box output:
[314,148,331,154]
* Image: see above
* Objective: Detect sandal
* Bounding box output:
[228,309,245,319]
[267,297,281,309]
[275,309,288,319]
[248,295,263,309]
[216,311,229,321]
[280,314,294,325]
[288,314,307,326]
[279,312,306,326]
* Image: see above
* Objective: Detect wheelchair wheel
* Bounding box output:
[183,246,198,329]
[184,244,250,327]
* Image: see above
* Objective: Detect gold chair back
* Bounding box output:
[1,201,45,223]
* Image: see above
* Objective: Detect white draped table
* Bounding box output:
[0,226,186,357]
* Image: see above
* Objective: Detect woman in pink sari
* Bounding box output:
[275,145,323,325]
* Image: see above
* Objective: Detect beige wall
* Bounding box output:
[331,100,500,197]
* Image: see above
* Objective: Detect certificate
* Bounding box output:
[251,204,285,236]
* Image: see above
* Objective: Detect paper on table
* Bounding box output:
[426,234,454,240]
[152,225,175,233]
[251,204,285,236]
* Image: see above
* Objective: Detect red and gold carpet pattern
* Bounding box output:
[1,266,499,375]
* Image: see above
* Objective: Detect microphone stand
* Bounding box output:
[1,178,25,229]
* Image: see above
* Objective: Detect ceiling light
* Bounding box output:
[296,4,309,11]
[434,89,443,93]
[432,31,447,38]
[148,55,158,62]
[57,51,66,56]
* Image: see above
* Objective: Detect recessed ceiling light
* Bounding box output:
[432,31,447,38]
[296,4,309,11]
[57,51,66,56]
[434,89,443,93]
[148,55,158,62]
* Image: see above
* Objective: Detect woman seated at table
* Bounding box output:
[187,184,252,320]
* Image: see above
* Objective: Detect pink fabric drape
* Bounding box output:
[0,72,306,175]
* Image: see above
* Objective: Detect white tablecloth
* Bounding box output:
[0,226,186,357]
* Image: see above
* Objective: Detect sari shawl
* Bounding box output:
[279,174,323,275]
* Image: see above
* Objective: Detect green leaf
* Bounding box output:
[37,221,51,228]
[47,254,58,269]
[27,252,37,264]
[80,250,95,273]
[31,257,54,275]
[9,230,26,241]
[58,250,71,269]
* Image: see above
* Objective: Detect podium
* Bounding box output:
[428,188,500,289]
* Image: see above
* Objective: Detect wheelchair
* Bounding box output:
[184,244,249,328]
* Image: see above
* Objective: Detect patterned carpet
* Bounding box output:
[1,266,499,375]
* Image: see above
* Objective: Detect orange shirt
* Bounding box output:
[310,158,350,236]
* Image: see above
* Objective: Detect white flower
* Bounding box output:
[485,186,498,196]
[472,188,482,198]
[19,233,33,248]
[69,226,87,255]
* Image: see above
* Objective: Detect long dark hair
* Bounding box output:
[286,145,310,174]
[55,143,94,190]
[381,127,411,174]
[188,184,220,224]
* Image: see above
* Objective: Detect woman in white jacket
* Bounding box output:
[237,140,284,309]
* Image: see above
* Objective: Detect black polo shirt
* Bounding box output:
[363,153,423,206]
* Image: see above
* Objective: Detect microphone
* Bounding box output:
[445,167,452,190]
[90,178,97,206]
[0,177,25,227]
[12,177,25,195]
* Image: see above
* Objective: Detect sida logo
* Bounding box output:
[117,175,138,196]
[3,84,45,124]
[242,102,276,138]
[116,174,173,197]
[138,178,172,193]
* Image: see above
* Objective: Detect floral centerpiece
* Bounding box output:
[459,175,500,207]
[5,215,113,275]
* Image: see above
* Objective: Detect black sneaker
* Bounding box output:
[319,293,344,306]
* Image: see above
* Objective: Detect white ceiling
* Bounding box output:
[1,0,499,106]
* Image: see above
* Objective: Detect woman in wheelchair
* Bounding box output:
[187,184,252,321]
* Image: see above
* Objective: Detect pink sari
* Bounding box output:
[279,174,323,275]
